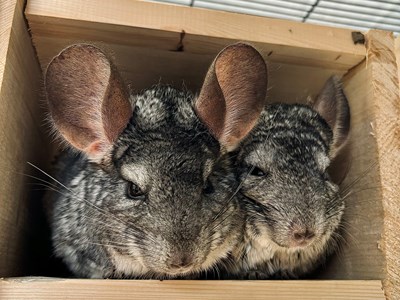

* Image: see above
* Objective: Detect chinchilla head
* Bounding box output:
[45,43,268,277]
[238,76,350,262]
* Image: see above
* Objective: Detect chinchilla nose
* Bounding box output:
[167,253,194,270]
[289,222,315,247]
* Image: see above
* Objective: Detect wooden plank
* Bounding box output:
[317,60,386,281]
[0,278,385,300]
[0,0,51,276]
[318,31,400,300]
[395,37,400,84]
[364,30,400,300]
[24,0,365,112]
[0,4,394,300]
[0,0,18,86]
[25,0,365,70]
[25,34,346,106]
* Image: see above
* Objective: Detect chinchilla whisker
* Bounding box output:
[30,184,69,195]
[204,230,224,249]
[101,225,158,247]
[342,185,382,201]
[204,233,225,248]
[64,197,154,244]
[225,165,255,202]
[340,148,397,196]
[330,231,352,253]
[42,185,128,229]
[339,232,359,249]
[102,239,138,249]
[41,188,137,236]
[340,190,353,201]
[208,167,254,229]
[323,187,381,223]
[323,204,342,218]
[319,215,339,227]
[65,225,141,247]
[20,172,61,190]
[209,203,236,229]
[57,237,149,254]
[340,161,379,195]
[250,199,279,216]
[203,200,233,232]
[80,216,138,240]
[251,198,280,216]
[331,223,352,245]
[28,185,60,193]
[27,183,53,190]
[40,185,78,200]
[84,242,133,249]
[252,173,273,191]
[326,184,381,218]
[328,237,346,265]
[127,226,160,245]
[30,188,54,192]
[267,202,284,214]
[338,219,359,231]
[27,162,76,192]
[210,186,240,224]
[114,221,159,244]
[27,182,63,192]
[336,222,360,245]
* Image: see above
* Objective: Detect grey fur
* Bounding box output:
[228,99,349,278]
[50,85,242,278]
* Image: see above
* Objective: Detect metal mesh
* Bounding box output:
[150,0,400,34]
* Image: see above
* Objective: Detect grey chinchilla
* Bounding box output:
[228,76,350,279]
[44,43,268,278]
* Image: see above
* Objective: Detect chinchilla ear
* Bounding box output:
[195,43,268,152]
[313,75,350,159]
[45,44,132,162]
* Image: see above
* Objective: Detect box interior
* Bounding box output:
[1,0,388,282]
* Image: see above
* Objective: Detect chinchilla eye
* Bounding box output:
[203,179,215,195]
[250,166,267,177]
[126,182,146,200]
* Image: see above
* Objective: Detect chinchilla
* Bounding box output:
[44,42,268,278]
[229,76,350,279]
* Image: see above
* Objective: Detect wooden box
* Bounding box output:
[1,0,399,299]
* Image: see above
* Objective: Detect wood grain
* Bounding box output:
[318,31,400,300]
[0,278,385,300]
[25,0,364,107]
[0,0,17,85]
[395,37,400,84]
[0,0,51,276]
[1,1,398,299]
[365,30,400,300]
[317,60,386,281]
[25,0,365,70]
